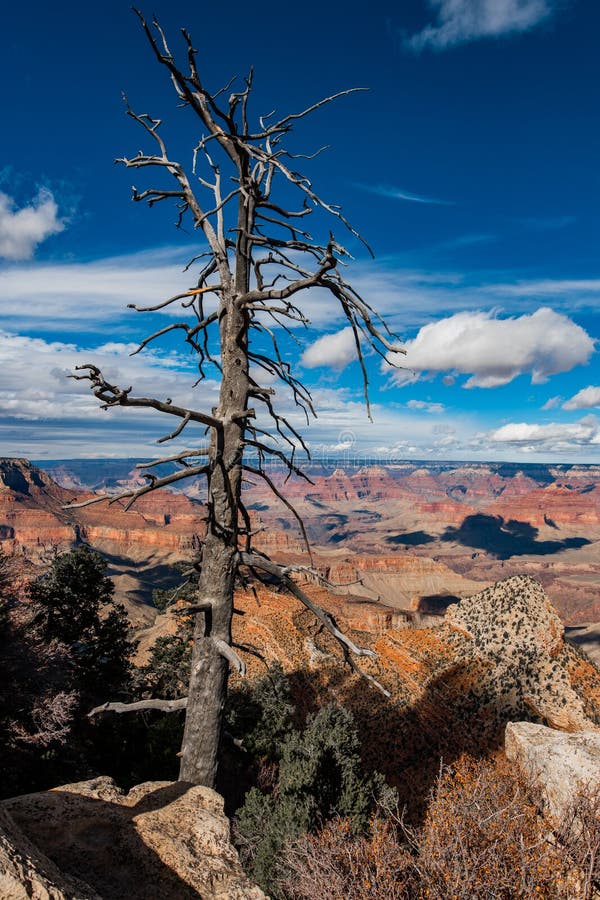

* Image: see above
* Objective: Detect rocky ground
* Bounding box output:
[1,778,265,899]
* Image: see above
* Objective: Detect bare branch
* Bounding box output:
[136,449,209,468]
[266,88,368,134]
[213,638,246,677]
[127,285,221,313]
[88,697,187,717]
[278,564,363,590]
[63,463,209,511]
[243,464,313,560]
[70,364,222,431]
[239,551,390,697]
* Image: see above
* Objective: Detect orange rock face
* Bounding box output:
[0,459,208,622]
[488,483,600,527]
[4,456,600,626]
[215,573,600,807]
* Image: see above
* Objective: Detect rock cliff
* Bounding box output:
[2,777,265,900]
[445,575,592,732]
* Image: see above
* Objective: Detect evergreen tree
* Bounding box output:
[226,663,296,760]
[235,702,386,894]
[0,549,78,796]
[151,563,196,612]
[28,545,135,703]
[135,629,192,700]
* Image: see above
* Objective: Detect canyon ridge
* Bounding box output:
[2,456,595,624]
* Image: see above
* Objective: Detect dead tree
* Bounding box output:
[72,10,404,788]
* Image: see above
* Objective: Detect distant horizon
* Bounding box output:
[21,455,600,471]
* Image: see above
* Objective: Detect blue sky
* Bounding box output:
[0,0,599,462]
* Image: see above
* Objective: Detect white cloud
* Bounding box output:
[563,386,600,411]
[407,399,445,413]
[301,326,357,370]
[406,0,557,52]
[489,415,600,453]
[541,395,562,410]
[0,251,195,331]
[386,308,595,388]
[0,190,65,260]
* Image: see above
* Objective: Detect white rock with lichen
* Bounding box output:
[505,721,600,821]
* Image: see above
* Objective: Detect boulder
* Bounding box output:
[0,807,99,899]
[2,777,265,899]
[505,721,600,821]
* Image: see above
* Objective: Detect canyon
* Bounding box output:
[2,455,600,893]
[2,456,598,636]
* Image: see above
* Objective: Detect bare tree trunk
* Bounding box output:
[180,264,250,785]
[178,539,234,785]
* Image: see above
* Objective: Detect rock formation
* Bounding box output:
[324,553,488,609]
[2,777,265,900]
[445,575,592,732]
[505,721,600,821]
[0,806,99,900]
[217,572,600,807]
[4,454,599,628]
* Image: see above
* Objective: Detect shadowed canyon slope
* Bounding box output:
[220,572,600,812]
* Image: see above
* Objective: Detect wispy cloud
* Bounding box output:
[406,0,559,53]
[487,278,600,298]
[440,233,495,248]
[516,215,576,231]
[0,189,65,260]
[355,183,453,205]
[541,395,562,410]
[4,244,599,341]
[385,307,596,388]
[0,249,196,332]
[563,386,600,411]
[406,399,445,413]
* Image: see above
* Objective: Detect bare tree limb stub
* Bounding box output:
[213,638,246,677]
[88,697,188,717]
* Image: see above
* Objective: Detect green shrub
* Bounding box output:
[234,700,390,896]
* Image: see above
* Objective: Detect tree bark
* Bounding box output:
[179,184,252,785]
[178,541,235,785]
